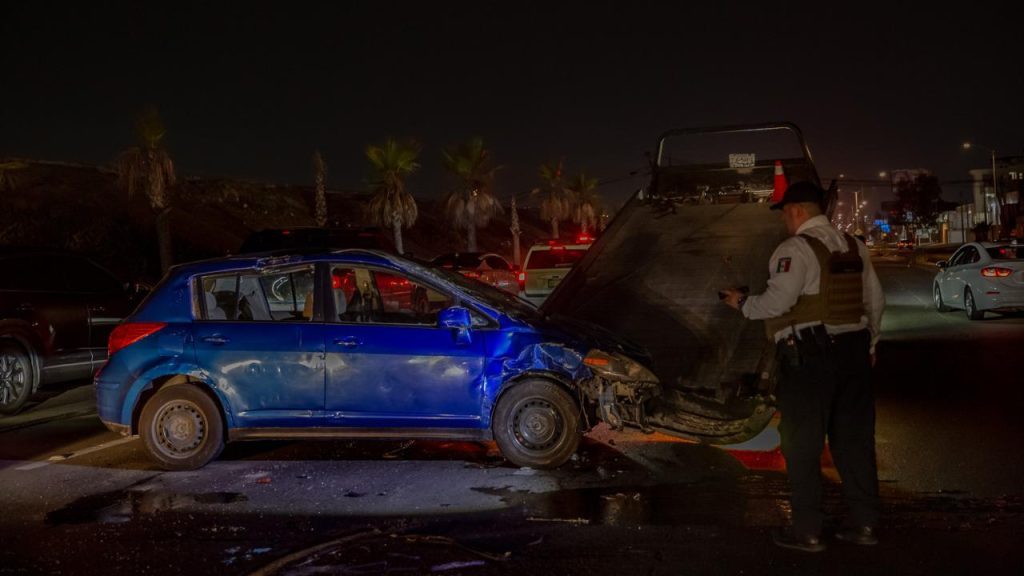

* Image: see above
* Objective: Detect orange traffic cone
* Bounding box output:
[772,160,787,203]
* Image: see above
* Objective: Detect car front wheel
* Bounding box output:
[492,379,580,469]
[0,343,33,416]
[964,287,985,321]
[139,384,225,471]
[933,283,951,312]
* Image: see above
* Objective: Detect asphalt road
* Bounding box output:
[1,259,1022,575]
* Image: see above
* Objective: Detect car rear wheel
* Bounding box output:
[492,379,580,469]
[0,343,33,416]
[933,283,951,312]
[140,384,224,471]
[964,287,985,321]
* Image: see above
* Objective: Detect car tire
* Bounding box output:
[933,284,951,312]
[0,343,34,416]
[964,287,985,321]
[492,379,580,469]
[139,384,225,471]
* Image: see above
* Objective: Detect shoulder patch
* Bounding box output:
[776,257,792,273]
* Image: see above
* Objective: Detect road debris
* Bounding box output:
[526,516,591,525]
[431,560,485,572]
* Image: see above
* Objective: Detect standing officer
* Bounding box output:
[721,181,885,552]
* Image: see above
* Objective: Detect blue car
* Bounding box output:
[95,250,660,470]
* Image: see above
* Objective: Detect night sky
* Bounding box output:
[2,1,1022,209]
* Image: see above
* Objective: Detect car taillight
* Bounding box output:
[108,322,166,357]
[981,267,1013,278]
[518,271,526,292]
[462,270,481,279]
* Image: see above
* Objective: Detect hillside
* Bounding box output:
[0,159,560,282]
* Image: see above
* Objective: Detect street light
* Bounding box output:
[962,141,998,226]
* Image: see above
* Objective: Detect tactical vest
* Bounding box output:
[763,233,866,338]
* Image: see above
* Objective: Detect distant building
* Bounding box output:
[967,155,1023,238]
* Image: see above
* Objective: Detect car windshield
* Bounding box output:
[425,264,539,319]
[526,248,587,269]
[987,245,1024,260]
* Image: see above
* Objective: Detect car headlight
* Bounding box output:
[583,349,658,383]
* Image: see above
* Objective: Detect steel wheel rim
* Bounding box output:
[152,399,207,459]
[966,291,975,315]
[0,354,27,407]
[509,397,564,454]
[934,285,942,309]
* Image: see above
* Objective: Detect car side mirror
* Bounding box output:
[439,306,473,345]
[936,260,948,269]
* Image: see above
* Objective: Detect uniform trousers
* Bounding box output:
[775,327,879,537]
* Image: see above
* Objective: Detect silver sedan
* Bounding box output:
[933,241,1024,319]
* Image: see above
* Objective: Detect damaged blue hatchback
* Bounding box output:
[95,250,660,470]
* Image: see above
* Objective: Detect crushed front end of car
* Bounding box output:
[543,123,828,445]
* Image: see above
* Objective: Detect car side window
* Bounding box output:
[948,248,966,267]
[198,266,315,322]
[0,255,70,292]
[60,257,124,294]
[328,265,453,326]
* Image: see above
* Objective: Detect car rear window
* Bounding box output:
[525,248,587,269]
[987,246,1024,260]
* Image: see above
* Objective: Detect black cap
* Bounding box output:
[770,181,825,210]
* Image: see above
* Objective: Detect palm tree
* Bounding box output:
[441,138,503,252]
[313,150,328,227]
[365,139,420,254]
[510,196,522,267]
[531,159,572,239]
[568,172,601,235]
[115,106,177,272]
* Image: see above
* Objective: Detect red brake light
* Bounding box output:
[281,229,291,236]
[108,322,166,357]
[981,267,1013,278]
[462,270,481,279]
[518,271,526,291]
[577,234,593,243]
[331,275,342,289]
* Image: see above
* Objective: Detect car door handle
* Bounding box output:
[200,335,231,345]
[333,337,362,348]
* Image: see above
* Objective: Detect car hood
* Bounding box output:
[523,312,654,365]
[539,123,820,444]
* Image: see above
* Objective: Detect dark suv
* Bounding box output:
[0,249,140,415]
[238,227,392,254]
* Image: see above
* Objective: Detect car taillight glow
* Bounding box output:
[108,322,166,357]
[518,271,526,291]
[981,267,1013,278]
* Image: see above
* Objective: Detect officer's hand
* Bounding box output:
[720,288,745,310]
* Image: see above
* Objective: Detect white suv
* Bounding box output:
[518,239,592,306]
